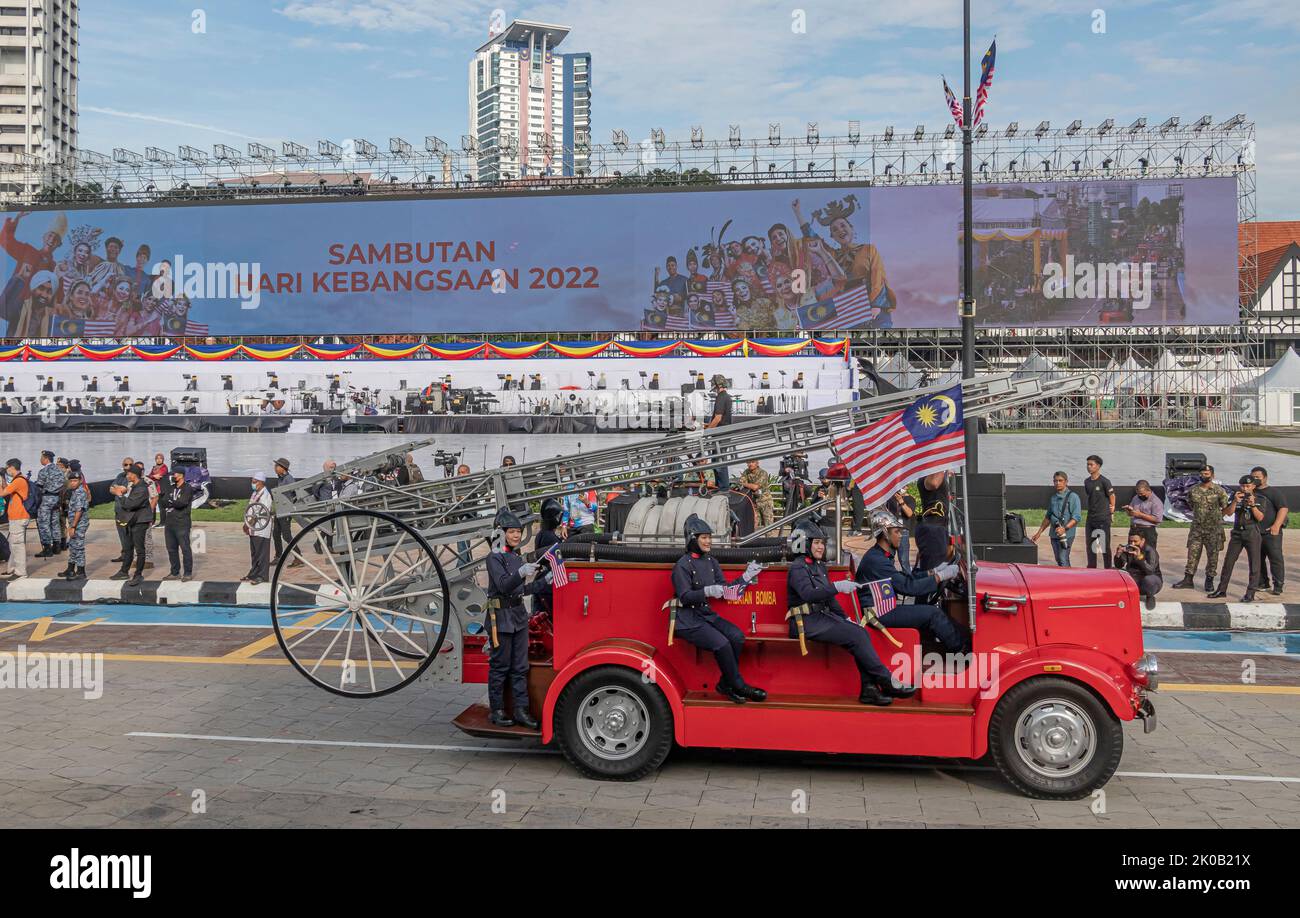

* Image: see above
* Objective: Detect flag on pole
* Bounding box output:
[832,384,967,509]
[973,38,996,128]
[942,75,964,129]
[541,543,568,588]
[863,579,897,616]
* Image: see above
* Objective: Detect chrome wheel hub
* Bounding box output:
[577,687,650,761]
[1014,698,1096,779]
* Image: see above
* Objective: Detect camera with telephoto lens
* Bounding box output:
[434,449,462,478]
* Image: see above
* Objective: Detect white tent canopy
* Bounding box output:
[1254,347,1300,426]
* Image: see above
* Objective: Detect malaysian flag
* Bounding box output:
[973,38,996,128]
[943,75,964,129]
[832,384,967,509]
[84,319,119,336]
[797,284,882,330]
[863,579,897,616]
[721,580,748,602]
[541,543,567,588]
[703,281,738,327]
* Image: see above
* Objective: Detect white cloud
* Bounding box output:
[82,107,276,143]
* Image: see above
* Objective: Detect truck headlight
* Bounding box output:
[1131,653,1159,691]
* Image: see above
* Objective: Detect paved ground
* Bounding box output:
[0,607,1298,828]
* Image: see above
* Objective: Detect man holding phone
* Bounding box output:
[1209,475,1271,602]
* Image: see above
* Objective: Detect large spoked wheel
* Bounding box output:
[554,666,674,781]
[988,677,1123,800]
[271,509,450,698]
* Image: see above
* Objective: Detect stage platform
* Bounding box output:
[0,412,617,435]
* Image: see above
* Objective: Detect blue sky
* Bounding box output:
[80,1,1299,219]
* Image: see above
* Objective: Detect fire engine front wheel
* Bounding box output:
[554,666,674,781]
[988,677,1123,800]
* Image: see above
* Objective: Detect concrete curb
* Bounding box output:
[0,579,1298,631]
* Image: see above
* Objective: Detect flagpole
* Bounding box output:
[961,0,978,472]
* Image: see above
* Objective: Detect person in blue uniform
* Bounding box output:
[786,519,915,706]
[485,509,552,729]
[672,514,766,704]
[532,497,566,618]
[855,510,970,654]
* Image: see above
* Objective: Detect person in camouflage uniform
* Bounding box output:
[34,449,66,558]
[62,467,90,580]
[739,459,775,529]
[1173,465,1231,592]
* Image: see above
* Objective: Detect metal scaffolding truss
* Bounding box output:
[0,115,1255,206]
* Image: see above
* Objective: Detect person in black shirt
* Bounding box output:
[1251,466,1287,594]
[1082,454,1115,569]
[916,471,948,518]
[1210,475,1269,602]
[162,468,194,580]
[703,374,733,490]
[1113,530,1162,610]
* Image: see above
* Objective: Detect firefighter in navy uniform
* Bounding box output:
[855,510,970,654]
[671,514,767,704]
[485,509,552,728]
[786,519,915,706]
[532,498,567,618]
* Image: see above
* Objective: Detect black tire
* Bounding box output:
[988,677,1123,800]
[554,665,674,781]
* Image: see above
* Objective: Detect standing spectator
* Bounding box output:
[313,460,341,501]
[1125,479,1165,547]
[162,468,194,581]
[703,374,733,490]
[109,456,133,563]
[62,466,90,581]
[405,451,424,483]
[1032,471,1082,567]
[55,457,71,552]
[1173,465,1230,592]
[1083,455,1115,569]
[243,472,273,584]
[1251,466,1287,595]
[1114,530,1162,610]
[0,458,30,579]
[562,486,596,535]
[34,449,65,558]
[142,472,159,569]
[1210,475,1270,602]
[110,463,151,586]
[739,459,775,529]
[148,452,168,490]
[271,457,300,568]
[885,487,918,569]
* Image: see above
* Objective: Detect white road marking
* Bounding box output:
[126,730,556,755]
[1115,770,1300,784]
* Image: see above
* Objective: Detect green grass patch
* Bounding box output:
[87,497,249,523]
[1012,508,1300,531]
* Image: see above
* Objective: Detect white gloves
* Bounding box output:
[544,571,554,585]
[703,584,726,598]
[934,562,960,583]
[743,560,764,582]
[518,562,540,577]
[834,579,860,594]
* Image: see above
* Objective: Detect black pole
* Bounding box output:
[961,0,978,471]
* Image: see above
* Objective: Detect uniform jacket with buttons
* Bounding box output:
[671,551,743,630]
[856,544,938,598]
[787,556,849,619]
[486,546,550,633]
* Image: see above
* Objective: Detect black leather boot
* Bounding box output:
[514,709,540,730]
[1171,576,1194,590]
[69,566,86,581]
[35,544,53,558]
[715,681,748,704]
[737,684,767,702]
[59,562,74,578]
[489,709,515,727]
[858,683,893,706]
[881,680,918,699]
[1204,574,1215,592]
[1207,588,1227,599]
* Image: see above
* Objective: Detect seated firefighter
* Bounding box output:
[671,514,766,704]
[484,509,553,729]
[1113,529,1162,610]
[785,518,916,706]
[855,509,970,655]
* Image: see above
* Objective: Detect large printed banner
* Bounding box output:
[0,177,1239,336]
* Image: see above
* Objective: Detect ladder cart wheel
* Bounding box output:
[270,509,451,698]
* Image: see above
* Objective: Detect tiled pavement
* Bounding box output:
[2,662,1299,828]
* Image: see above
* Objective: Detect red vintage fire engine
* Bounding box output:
[270,372,1156,801]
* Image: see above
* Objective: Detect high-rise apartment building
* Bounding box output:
[467,20,590,181]
[0,1,78,195]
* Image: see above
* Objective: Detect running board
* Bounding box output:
[452,701,542,739]
[682,691,974,716]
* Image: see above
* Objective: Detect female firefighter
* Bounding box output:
[671,514,766,704]
[485,509,552,728]
[785,518,916,706]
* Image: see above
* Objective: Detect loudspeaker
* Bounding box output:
[1165,452,1207,481]
[973,542,1038,564]
[964,472,1005,498]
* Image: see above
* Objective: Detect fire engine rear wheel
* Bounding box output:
[988,677,1123,800]
[554,666,674,781]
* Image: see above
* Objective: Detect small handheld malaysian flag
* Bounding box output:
[721,580,748,602]
[541,543,567,588]
[864,578,897,616]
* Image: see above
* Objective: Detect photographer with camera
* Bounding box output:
[1113,530,1162,610]
[779,450,810,518]
[1209,475,1271,602]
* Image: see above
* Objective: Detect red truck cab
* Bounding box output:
[456,556,1157,800]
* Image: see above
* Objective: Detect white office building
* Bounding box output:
[467,19,590,182]
[0,0,78,196]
